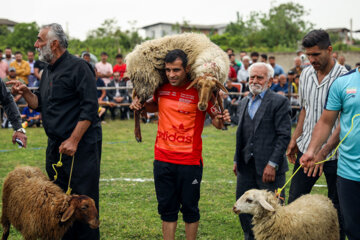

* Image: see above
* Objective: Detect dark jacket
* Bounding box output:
[234,89,291,175]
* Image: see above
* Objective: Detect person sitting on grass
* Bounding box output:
[21,106,41,128]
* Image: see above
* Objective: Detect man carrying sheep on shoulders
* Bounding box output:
[233,62,291,240]
[7,23,101,240]
[130,49,230,240]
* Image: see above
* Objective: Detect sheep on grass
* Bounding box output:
[126,32,229,142]
[233,189,339,240]
[1,166,99,240]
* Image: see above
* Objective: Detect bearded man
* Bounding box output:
[7,23,101,240]
[232,62,291,240]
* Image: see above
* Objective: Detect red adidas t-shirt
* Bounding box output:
[153,82,217,165]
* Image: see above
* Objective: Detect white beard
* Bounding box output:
[249,83,267,95]
[37,41,54,63]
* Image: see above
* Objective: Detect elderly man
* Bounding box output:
[233,62,291,240]
[286,30,347,239]
[8,23,101,240]
[0,79,27,146]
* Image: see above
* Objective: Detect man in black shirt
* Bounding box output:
[8,23,101,240]
[0,79,27,146]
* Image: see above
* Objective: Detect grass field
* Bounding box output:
[0,120,328,239]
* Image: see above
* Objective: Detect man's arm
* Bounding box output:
[6,80,39,109]
[34,67,41,80]
[300,110,339,168]
[59,120,91,156]
[286,107,305,163]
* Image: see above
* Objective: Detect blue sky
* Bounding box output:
[1,0,359,40]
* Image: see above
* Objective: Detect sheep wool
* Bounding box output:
[1,166,99,240]
[125,32,229,102]
[233,189,339,240]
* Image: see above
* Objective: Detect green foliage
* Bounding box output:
[211,2,313,52]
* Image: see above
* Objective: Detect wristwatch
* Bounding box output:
[16,128,26,134]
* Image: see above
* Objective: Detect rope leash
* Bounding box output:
[276,113,360,199]
[52,153,75,195]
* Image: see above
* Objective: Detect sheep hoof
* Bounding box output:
[136,137,142,143]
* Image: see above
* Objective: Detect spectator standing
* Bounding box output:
[338,55,351,71]
[233,62,291,240]
[27,51,38,87]
[300,65,360,240]
[250,52,259,64]
[130,49,230,240]
[286,30,347,240]
[8,23,101,240]
[4,47,14,66]
[229,65,237,82]
[0,79,27,146]
[95,52,113,85]
[237,56,250,83]
[224,79,239,124]
[3,68,26,105]
[34,58,46,82]
[260,54,268,63]
[113,54,127,79]
[0,49,9,79]
[82,52,95,69]
[10,52,30,85]
[229,53,240,73]
[269,56,285,76]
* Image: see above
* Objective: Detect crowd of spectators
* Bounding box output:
[1,45,358,127]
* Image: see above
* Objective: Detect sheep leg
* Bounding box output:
[1,215,10,240]
[216,91,227,130]
[134,109,142,142]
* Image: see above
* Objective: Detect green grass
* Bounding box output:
[0,120,328,239]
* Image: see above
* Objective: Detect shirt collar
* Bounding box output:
[248,89,267,100]
[47,50,68,71]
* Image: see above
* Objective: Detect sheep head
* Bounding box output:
[61,195,100,229]
[233,189,277,215]
[186,74,228,111]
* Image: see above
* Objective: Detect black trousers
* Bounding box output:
[46,138,101,240]
[288,151,345,240]
[337,176,360,240]
[236,159,285,240]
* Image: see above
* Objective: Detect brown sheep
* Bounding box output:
[1,166,99,240]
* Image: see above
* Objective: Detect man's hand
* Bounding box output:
[305,149,327,177]
[286,140,299,164]
[129,96,143,111]
[233,162,237,176]
[262,164,276,183]
[12,132,27,148]
[215,109,231,122]
[5,80,30,96]
[59,137,79,156]
[299,151,315,171]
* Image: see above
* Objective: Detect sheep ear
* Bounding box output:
[215,80,228,93]
[186,78,199,90]
[61,204,76,222]
[259,199,275,212]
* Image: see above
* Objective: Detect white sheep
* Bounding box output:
[233,189,339,240]
[1,166,99,240]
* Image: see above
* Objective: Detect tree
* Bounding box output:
[6,22,39,53]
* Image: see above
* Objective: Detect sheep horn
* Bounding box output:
[186,78,199,90]
[259,198,275,212]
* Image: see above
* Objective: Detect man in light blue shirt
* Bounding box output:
[301,67,360,240]
[269,56,285,76]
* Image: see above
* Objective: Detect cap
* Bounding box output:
[287,70,295,75]
[9,67,16,72]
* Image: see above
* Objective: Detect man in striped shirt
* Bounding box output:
[286,29,347,240]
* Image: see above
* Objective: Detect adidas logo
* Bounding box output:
[192,179,199,185]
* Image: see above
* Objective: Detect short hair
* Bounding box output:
[101,52,108,56]
[355,62,360,67]
[226,48,234,53]
[250,52,259,57]
[42,23,68,49]
[302,29,331,49]
[228,53,235,58]
[83,52,90,57]
[248,62,274,80]
[27,51,34,55]
[15,51,22,55]
[269,56,275,60]
[260,54,268,60]
[240,50,247,54]
[115,54,123,59]
[5,47,11,50]
[164,49,188,69]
